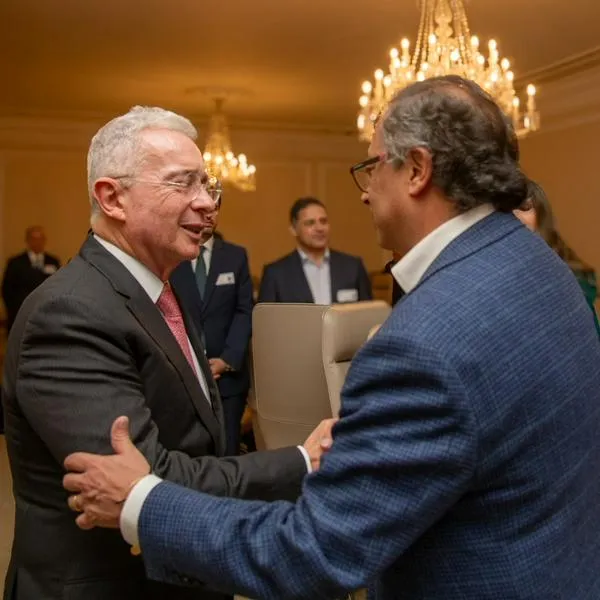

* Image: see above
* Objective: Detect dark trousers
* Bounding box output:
[221,394,247,456]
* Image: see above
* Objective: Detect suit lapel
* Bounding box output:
[329,250,341,302]
[81,237,222,448]
[175,288,224,451]
[201,238,223,310]
[290,251,315,303]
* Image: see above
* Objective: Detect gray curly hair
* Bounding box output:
[381,75,527,212]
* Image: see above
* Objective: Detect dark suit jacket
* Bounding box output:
[138,213,600,599]
[1,251,60,332]
[1,236,306,600]
[170,239,253,398]
[257,249,372,304]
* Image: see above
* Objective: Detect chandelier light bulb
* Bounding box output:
[356,0,540,141]
[202,98,256,191]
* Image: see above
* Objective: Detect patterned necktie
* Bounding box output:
[156,283,195,369]
[194,246,207,299]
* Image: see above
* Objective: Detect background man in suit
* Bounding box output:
[64,77,600,599]
[1,226,60,333]
[258,197,372,303]
[171,190,253,455]
[2,106,333,600]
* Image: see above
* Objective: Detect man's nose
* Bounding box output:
[191,187,217,211]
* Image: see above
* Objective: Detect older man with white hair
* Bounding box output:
[2,106,334,600]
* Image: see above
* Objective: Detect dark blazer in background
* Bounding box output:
[257,249,372,304]
[2,236,305,600]
[171,238,253,399]
[136,213,600,599]
[1,251,60,332]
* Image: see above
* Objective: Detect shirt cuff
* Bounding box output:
[120,474,163,547]
[297,445,313,474]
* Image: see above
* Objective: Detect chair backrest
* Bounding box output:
[251,303,333,449]
[322,301,392,416]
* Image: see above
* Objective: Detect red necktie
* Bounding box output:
[156,283,195,369]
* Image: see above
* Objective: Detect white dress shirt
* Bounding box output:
[27,251,44,269]
[298,248,331,305]
[93,235,211,401]
[392,204,495,294]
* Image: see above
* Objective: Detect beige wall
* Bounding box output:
[520,118,600,274]
[2,67,600,285]
[0,120,384,278]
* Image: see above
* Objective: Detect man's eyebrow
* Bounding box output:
[164,168,197,180]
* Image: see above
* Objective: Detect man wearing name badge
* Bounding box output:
[64,78,600,599]
[257,197,372,304]
[2,105,335,600]
[171,186,253,456]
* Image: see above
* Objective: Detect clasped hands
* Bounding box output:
[63,415,337,530]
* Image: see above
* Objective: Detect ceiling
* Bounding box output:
[1,0,599,131]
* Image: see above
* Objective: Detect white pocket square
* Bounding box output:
[216,272,235,286]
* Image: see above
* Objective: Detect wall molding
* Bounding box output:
[2,53,600,149]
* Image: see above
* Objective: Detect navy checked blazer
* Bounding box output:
[136,211,600,599]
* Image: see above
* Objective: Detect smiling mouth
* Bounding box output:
[181,224,204,235]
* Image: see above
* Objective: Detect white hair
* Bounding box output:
[87,106,198,219]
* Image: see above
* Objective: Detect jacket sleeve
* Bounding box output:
[16,295,306,503]
[1,258,17,313]
[137,329,477,599]
[257,264,277,303]
[356,258,373,300]
[220,249,253,371]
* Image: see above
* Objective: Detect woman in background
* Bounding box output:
[514,179,600,336]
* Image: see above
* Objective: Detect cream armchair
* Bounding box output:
[321,301,392,416]
[250,303,333,449]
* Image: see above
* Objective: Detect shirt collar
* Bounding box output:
[297,247,330,265]
[94,234,164,303]
[392,204,495,294]
[202,236,215,253]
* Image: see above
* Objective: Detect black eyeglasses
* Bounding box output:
[349,153,386,193]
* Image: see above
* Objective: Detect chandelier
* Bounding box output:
[202,98,256,192]
[357,0,540,141]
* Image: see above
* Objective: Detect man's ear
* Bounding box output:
[407,147,434,196]
[289,223,299,239]
[93,178,127,222]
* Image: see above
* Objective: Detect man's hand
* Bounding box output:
[63,416,150,530]
[208,357,229,380]
[303,418,338,471]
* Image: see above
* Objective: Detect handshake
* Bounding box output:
[63,416,337,530]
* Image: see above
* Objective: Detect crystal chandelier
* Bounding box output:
[357,0,540,141]
[202,98,256,192]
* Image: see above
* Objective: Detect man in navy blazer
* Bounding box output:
[64,77,600,599]
[258,197,372,304]
[170,195,252,455]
